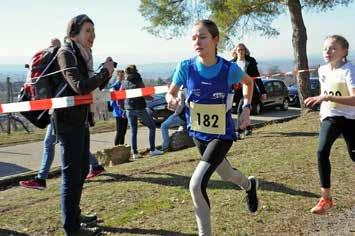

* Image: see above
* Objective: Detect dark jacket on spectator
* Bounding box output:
[232,55,266,98]
[54,41,110,130]
[121,72,147,110]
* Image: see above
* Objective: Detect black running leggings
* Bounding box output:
[317,116,355,188]
[190,138,250,236]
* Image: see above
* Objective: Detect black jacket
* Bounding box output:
[244,55,260,78]
[54,41,110,130]
[232,55,266,97]
[121,72,146,110]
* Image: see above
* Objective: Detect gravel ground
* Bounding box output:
[309,206,355,236]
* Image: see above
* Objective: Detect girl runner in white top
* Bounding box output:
[305,35,355,214]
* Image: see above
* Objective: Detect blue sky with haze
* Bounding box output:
[1,0,355,65]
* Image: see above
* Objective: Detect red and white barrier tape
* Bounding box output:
[0,67,317,114]
[257,68,317,79]
[0,85,168,114]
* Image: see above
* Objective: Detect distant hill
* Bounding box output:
[1,53,354,82]
[0,62,177,83]
[0,64,27,82]
[258,53,355,74]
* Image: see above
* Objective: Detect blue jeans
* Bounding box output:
[126,109,156,154]
[58,124,90,234]
[37,123,99,180]
[160,114,185,149]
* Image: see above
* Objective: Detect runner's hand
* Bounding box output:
[304,95,327,108]
[239,108,251,130]
[166,93,180,111]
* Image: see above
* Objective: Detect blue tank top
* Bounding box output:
[185,57,236,141]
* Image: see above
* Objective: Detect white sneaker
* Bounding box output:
[149,149,164,156]
[132,153,142,159]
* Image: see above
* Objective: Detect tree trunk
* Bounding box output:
[287,0,312,110]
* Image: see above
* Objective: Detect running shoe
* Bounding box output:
[310,197,333,214]
[246,176,259,213]
[19,177,46,190]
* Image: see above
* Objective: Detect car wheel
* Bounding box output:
[281,98,289,111]
[251,102,262,115]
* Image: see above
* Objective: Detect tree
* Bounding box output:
[139,0,352,109]
[156,77,166,85]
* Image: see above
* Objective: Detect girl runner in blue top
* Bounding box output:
[166,19,258,236]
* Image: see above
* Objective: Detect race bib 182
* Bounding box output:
[190,102,226,135]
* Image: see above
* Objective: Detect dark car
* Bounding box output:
[146,93,173,125]
[233,79,289,115]
[253,79,289,114]
[288,77,320,107]
[149,79,289,123]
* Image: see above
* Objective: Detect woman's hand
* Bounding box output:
[304,95,327,108]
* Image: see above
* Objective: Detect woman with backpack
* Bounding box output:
[120,65,163,159]
[54,14,114,235]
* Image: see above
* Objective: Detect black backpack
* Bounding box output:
[18,46,68,128]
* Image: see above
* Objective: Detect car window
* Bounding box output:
[273,81,283,92]
[264,82,273,93]
[289,83,298,89]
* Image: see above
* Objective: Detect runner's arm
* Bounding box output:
[240,74,254,106]
[166,85,180,111]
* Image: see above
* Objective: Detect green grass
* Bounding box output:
[0,112,354,235]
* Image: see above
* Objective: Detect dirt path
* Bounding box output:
[308,206,355,236]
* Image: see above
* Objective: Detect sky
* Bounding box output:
[1,0,355,65]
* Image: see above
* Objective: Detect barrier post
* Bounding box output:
[6,77,12,134]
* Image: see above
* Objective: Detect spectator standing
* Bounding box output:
[304,35,355,214]
[54,14,114,235]
[110,70,128,145]
[19,37,105,191]
[120,65,163,159]
[166,19,258,236]
[50,38,61,47]
[231,43,267,138]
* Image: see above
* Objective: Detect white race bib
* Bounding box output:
[190,102,226,135]
[323,81,350,108]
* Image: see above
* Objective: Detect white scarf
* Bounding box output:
[76,42,101,120]
[76,42,94,78]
